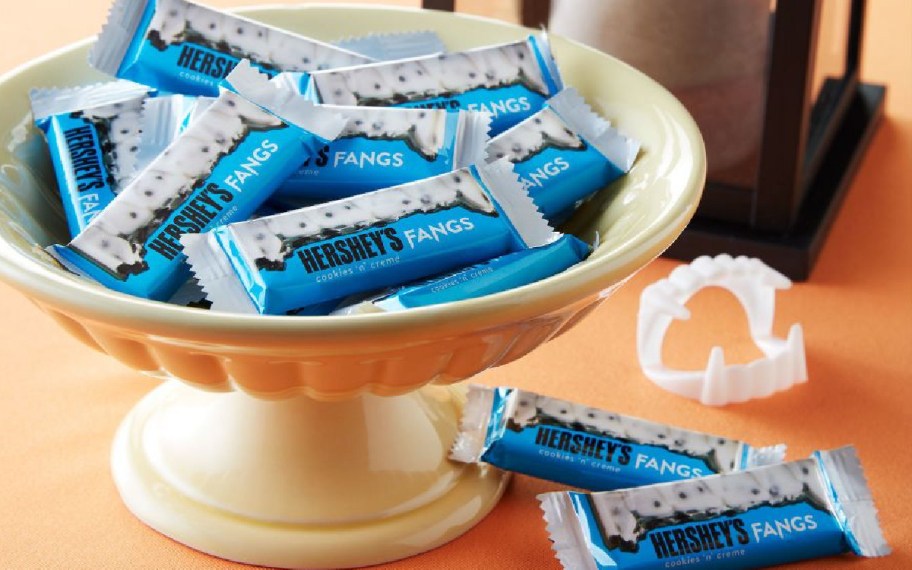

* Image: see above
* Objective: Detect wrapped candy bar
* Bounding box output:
[273,106,491,204]
[301,34,563,135]
[182,159,556,314]
[486,88,640,223]
[91,0,372,95]
[48,61,346,301]
[91,0,445,96]
[450,386,785,491]
[337,233,590,314]
[539,446,890,569]
[30,80,152,236]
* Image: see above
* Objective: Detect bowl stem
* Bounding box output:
[111,380,509,568]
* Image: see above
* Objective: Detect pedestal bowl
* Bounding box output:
[0,5,704,569]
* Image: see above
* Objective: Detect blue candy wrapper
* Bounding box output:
[30,80,153,237]
[301,34,563,135]
[48,61,346,301]
[183,159,556,314]
[450,386,785,490]
[486,87,640,223]
[91,0,373,96]
[539,446,890,569]
[337,234,590,314]
[273,106,491,204]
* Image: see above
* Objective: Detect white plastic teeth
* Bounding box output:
[637,254,807,406]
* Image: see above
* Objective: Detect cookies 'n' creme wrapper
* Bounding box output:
[182,159,556,315]
[49,60,346,301]
[300,34,563,135]
[450,385,785,490]
[539,446,889,569]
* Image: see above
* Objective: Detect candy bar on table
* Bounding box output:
[486,87,640,223]
[273,105,491,205]
[450,386,785,491]
[301,34,563,135]
[183,159,556,315]
[539,446,890,569]
[30,80,153,237]
[48,61,346,301]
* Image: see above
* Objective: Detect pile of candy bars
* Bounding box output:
[35,0,639,315]
[453,386,890,568]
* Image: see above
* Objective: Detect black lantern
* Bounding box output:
[423,0,885,280]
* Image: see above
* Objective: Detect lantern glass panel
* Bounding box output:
[811,1,851,105]
[547,0,778,193]
[805,0,854,183]
[696,0,774,191]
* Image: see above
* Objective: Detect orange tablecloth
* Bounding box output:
[1,1,909,568]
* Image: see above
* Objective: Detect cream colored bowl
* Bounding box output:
[0,5,704,569]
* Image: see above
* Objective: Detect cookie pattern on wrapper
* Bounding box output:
[92,0,373,95]
[306,35,562,134]
[312,43,547,105]
[539,447,890,569]
[147,0,369,71]
[332,106,449,161]
[78,99,146,189]
[486,107,584,163]
[239,169,497,272]
[510,390,744,473]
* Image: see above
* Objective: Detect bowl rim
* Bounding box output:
[0,3,705,337]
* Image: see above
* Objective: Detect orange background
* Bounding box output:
[0,1,910,568]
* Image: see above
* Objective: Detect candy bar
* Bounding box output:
[486,88,640,222]
[183,159,555,314]
[48,61,346,301]
[302,34,563,135]
[450,386,785,491]
[273,106,491,204]
[30,80,153,237]
[336,233,589,314]
[91,0,373,96]
[540,446,890,568]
